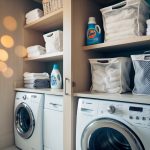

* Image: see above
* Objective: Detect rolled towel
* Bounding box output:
[24,72,49,78]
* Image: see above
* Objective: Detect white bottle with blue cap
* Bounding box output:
[51,64,62,89]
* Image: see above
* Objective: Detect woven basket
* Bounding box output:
[42,0,63,15]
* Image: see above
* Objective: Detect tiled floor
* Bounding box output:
[3,146,19,150]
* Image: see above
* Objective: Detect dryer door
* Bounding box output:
[15,102,35,139]
[81,118,144,150]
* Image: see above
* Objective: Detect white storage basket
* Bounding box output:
[131,53,150,95]
[100,0,150,42]
[89,57,131,94]
[43,30,63,53]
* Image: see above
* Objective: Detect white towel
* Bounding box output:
[28,51,45,58]
[26,16,42,24]
[25,8,43,18]
[24,72,49,78]
[27,45,45,54]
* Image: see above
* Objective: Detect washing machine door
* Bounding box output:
[81,118,144,150]
[15,102,35,139]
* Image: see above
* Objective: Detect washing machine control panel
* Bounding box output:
[97,101,150,128]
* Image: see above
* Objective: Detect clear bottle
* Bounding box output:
[51,64,62,89]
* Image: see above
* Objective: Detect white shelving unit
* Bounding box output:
[24,51,63,62]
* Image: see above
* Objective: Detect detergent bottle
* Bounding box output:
[51,64,62,89]
[86,17,102,45]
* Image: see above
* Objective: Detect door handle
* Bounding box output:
[65,78,69,95]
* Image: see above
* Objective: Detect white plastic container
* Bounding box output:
[43,30,63,53]
[50,64,62,89]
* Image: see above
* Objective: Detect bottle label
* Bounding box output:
[87,29,96,39]
[51,75,57,86]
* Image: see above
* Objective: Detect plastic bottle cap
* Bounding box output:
[88,17,96,24]
[53,64,59,70]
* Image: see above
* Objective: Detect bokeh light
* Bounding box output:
[1,35,14,48]
[0,49,8,61]
[0,61,7,72]
[2,67,14,78]
[15,45,27,58]
[3,16,17,31]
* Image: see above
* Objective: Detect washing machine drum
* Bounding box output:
[15,102,35,139]
[81,118,144,150]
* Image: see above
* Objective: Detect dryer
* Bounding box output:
[14,92,44,150]
[76,98,150,150]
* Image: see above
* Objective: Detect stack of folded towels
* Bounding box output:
[27,45,46,58]
[25,8,44,24]
[24,72,50,89]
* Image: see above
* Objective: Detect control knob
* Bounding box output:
[107,105,116,114]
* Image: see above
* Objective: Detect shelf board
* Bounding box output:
[83,36,150,52]
[15,88,63,96]
[74,92,150,104]
[24,51,63,62]
[24,8,63,32]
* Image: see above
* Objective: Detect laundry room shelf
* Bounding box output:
[15,88,63,96]
[24,51,63,62]
[24,8,63,32]
[74,92,150,104]
[83,36,150,52]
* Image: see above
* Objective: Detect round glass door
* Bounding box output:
[81,118,144,150]
[15,103,35,139]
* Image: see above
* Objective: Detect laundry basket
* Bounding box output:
[89,57,131,93]
[42,0,63,15]
[100,0,150,42]
[131,53,150,95]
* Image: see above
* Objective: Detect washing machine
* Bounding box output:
[44,94,63,150]
[76,98,150,150]
[14,92,44,150]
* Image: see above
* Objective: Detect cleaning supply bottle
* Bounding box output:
[50,64,62,89]
[86,17,102,45]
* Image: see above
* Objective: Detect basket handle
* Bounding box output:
[97,60,109,63]
[144,51,150,60]
[112,1,127,10]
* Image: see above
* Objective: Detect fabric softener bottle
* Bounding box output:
[51,64,62,89]
[86,17,102,45]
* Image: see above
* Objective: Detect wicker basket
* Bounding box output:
[42,0,63,15]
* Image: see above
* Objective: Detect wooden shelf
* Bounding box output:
[74,92,150,104]
[83,36,150,52]
[24,8,63,32]
[15,88,63,96]
[24,51,63,62]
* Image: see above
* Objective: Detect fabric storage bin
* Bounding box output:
[42,0,63,15]
[100,0,150,42]
[43,30,63,53]
[131,53,150,95]
[89,57,131,93]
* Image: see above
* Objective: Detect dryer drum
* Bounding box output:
[81,118,144,150]
[15,102,35,139]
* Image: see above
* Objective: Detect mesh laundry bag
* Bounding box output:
[131,53,150,95]
[89,57,131,94]
[100,0,150,42]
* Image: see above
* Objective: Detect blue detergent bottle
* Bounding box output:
[86,17,102,45]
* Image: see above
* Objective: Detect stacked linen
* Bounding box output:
[89,57,131,94]
[24,72,50,89]
[100,0,150,42]
[27,45,46,58]
[146,19,150,35]
[25,8,44,24]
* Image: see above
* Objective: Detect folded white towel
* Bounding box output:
[28,51,45,58]
[26,16,42,24]
[24,72,49,78]
[27,45,45,54]
[24,78,49,84]
[25,8,43,18]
